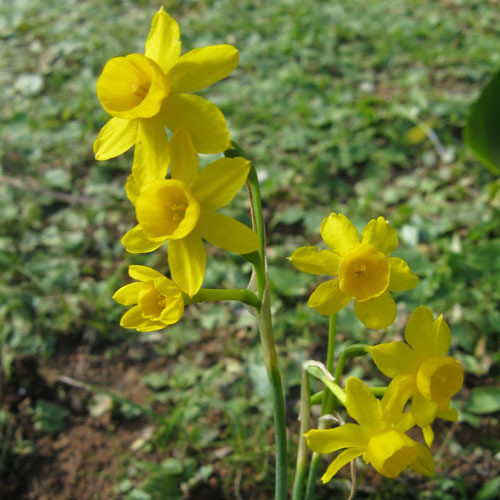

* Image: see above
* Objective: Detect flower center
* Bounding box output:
[416,356,464,402]
[97,53,170,119]
[366,430,418,478]
[136,179,200,241]
[338,244,390,301]
[138,285,165,320]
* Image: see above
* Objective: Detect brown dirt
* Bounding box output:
[1,337,498,500]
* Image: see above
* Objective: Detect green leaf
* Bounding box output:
[33,400,68,433]
[465,67,500,175]
[474,477,500,500]
[464,387,500,415]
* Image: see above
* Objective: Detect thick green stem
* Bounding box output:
[226,143,287,500]
[304,315,337,500]
[185,288,260,309]
[292,368,310,500]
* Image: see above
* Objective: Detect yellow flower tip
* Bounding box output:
[338,243,390,301]
[97,54,170,120]
[136,179,200,241]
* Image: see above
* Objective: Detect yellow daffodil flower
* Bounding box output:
[113,265,184,332]
[121,128,259,297]
[370,306,464,443]
[305,378,434,482]
[94,7,238,185]
[290,213,418,329]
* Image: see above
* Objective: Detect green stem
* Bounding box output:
[185,288,260,309]
[226,142,287,500]
[333,344,370,382]
[304,315,336,500]
[310,385,386,405]
[292,368,311,500]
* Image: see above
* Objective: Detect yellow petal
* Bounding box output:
[168,45,239,94]
[409,442,435,476]
[410,391,437,427]
[388,257,419,292]
[307,279,351,316]
[416,356,463,402]
[120,305,149,330]
[353,291,397,329]
[161,93,230,153]
[422,425,434,448]
[168,231,206,297]
[381,375,416,424]
[125,173,141,206]
[198,211,259,254]
[432,314,451,356]
[304,423,365,454]
[436,403,459,422]
[137,321,168,332]
[290,246,340,276]
[366,429,418,478]
[128,265,164,282]
[370,342,419,378]
[320,213,359,256]
[170,128,199,185]
[338,244,390,301]
[132,116,170,186]
[135,179,200,240]
[321,448,364,484]
[191,157,250,210]
[154,277,184,325]
[122,225,165,253]
[361,216,398,256]
[405,306,435,359]
[345,378,382,431]
[97,54,170,119]
[112,282,144,305]
[93,117,138,161]
[144,7,181,72]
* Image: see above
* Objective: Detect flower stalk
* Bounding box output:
[226,143,288,500]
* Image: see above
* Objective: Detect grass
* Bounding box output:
[1,0,500,498]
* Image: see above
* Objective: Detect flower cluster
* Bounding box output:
[96,8,259,329]
[305,307,462,481]
[293,213,463,482]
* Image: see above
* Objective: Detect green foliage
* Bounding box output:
[465,67,500,174]
[33,400,68,433]
[464,387,500,415]
[1,0,500,498]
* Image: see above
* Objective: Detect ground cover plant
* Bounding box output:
[1,0,499,499]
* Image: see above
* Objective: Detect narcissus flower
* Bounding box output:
[113,265,184,332]
[305,378,434,482]
[121,128,259,297]
[94,7,238,185]
[370,306,463,443]
[290,213,418,329]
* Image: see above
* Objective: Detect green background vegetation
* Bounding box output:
[1,0,499,498]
